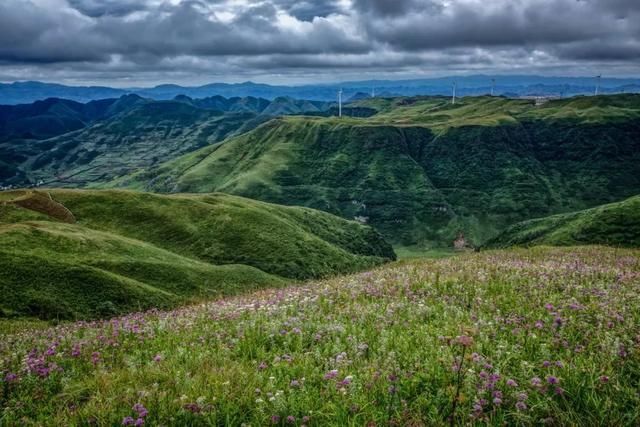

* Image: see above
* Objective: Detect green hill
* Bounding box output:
[484,195,640,248]
[0,189,393,319]
[0,95,332,188]
[1,102,265,188]
[118,94,640,247]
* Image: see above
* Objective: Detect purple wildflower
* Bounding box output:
[547,376,559,385]
[506,379,518,387]
[133,403,148,418]
[324,369,338,380]
[91,352,101,365]
[122,416,135,426]
[455,335,474,347]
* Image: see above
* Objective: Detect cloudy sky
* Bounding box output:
[1,0,639,86]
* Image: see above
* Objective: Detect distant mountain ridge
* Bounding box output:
[1,75,639,104]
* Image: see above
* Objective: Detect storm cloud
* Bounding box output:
[0,0,638,85]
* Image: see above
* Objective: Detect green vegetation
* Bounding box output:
[485,195,640,248]
[2,246,639,425]
[0,95,333,188]
[0,189,393,319]
[120,94,640,247]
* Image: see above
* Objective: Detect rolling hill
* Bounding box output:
[484,195,640,248]
[0,189,394,319]
[119,94,640,247]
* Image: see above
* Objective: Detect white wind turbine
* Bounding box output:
[452,82,457,105]
[595,74,602,96]
[338,89,343,117]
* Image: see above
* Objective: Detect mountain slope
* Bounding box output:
[0,189,394,319]
[0,95,146,142]
[0,102,266,187]
[484,195,640,248]
[120,95,640,247]
[0,95,333,188]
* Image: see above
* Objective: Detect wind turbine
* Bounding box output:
[338,89,343,118]
[595,74,602,96]
[491,78,496,96]
[371,87,375,98]
[452,82,457,105]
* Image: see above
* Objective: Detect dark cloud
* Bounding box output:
[0,0,638,84]
[272,0,345,21]
[67,0,150,17]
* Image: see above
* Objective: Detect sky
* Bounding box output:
[1,0,639,87]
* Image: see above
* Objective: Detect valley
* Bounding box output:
[0,95,331,188]
[117,94,640,247]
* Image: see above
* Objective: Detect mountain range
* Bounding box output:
[114,94,640,248]
[2,75,639,105]
[0,95,331,187]
[2,92,640,251]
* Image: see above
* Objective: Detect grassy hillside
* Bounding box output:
[0,95,332,188]
[2,246,639,425]
[485,195,640,248]
[1,102,265,188]
[0,189,393,319]
[120,94,640,247]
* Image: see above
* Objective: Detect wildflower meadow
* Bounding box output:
[1,246,639,426]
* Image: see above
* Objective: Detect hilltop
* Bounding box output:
[120,94,640,247]
[485,195,640,248]
[0,189,393,319]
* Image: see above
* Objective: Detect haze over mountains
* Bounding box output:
[2,75,640,105]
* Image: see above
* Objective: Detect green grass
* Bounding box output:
[485,195,640,248]
[1,246,639,425]
[120,94,640,247]
[0,189,394,320]
[393,245,457,260]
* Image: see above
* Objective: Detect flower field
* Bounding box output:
[1,246,639,426]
